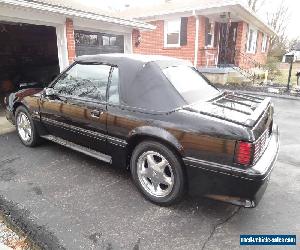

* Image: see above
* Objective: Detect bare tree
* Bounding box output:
[247,0,266,12]
[289,38,300,51]
[267,0,289,58]
[247,0,289,58]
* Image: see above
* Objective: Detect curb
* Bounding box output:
[237,90,300,100]
[0,128,15,135]
[0,196,65,250]
[222,89,300,101]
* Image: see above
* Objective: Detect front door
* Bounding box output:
[218,22,238,65]
[40,62,112,153]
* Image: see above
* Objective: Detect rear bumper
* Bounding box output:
[184,124,279,207]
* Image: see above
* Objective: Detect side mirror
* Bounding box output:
[44,88,58,97]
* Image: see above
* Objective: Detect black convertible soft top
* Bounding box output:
[75,54,192,112]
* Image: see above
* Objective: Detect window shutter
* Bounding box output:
[245,24,249,51]
[255,31,258,54]
[214,22,219,48]
[180,17,188,46]
[205,17,209,46]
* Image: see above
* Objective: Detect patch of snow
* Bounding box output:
[267,87,280,93]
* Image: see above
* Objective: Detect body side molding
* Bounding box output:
[42,117,106,141]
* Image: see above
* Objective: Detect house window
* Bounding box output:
[261,33,268,52]
[164,19,181,47]
[205,18,214,47]
[75,33,98,46]
[246,27,258,54]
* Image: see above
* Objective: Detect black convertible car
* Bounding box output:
[5,54,279,207]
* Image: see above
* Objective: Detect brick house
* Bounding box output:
[0,0,275,93]
[0,0,154,93]
[125,0,275,83]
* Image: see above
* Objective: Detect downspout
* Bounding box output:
[193,10,199,67]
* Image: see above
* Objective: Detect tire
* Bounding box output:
[15,106,40,147]
[130,140,186,206]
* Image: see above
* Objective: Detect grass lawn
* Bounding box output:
[271,62,300,86]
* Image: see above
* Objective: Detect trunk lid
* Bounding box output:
[183,91,272,130]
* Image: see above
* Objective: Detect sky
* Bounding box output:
[83,0,299,40]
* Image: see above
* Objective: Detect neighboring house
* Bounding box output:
[0,0,153,91]
[122,0,274,83]
[282,43,300,62]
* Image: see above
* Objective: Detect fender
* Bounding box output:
[7,88,46,135]
[127,126,184,155]
[10,88,43,112]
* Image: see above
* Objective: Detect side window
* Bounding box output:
[261,34,268,52]
[246,27,258,54]
[205,18,214,47]
[53,63,111,101]
[164,19,181,47]
[108,67,120,104]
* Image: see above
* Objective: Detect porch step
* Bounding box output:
[198,66,253,85]
[227,72,252,84]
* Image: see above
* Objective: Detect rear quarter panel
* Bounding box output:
[107,104,252,167]
[164,110,252,165]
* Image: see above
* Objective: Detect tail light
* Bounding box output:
[235,141,253,166]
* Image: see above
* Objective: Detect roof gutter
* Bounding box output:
[235,4,275,36]
[0,0,155,30]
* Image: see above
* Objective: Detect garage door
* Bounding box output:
[0,22,60,94]
[75,30,124,56]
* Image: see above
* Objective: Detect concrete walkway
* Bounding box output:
[0,110,15,135]
[0,242,13,250]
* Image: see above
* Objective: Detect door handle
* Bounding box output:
[90,109,104,118]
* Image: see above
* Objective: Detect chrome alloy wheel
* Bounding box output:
[137,151,175,198]
[17,112,32,142]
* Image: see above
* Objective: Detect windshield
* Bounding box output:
[163,66,220,104]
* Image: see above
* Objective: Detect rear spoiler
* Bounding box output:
[244,96,271,127]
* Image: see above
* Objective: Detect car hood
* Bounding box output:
[182,91,272,128]
[15,88,43,98]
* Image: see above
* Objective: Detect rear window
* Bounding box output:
[163,66,219,104]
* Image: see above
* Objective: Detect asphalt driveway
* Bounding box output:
[0,97,299,250]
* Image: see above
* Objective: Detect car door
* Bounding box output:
[40,62,112,154]
[106,66,148,166]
